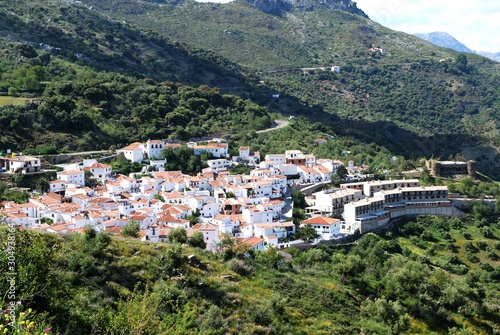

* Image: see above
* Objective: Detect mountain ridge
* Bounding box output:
[0,0,499,178]
[414,31,473,53]
[244,0,367,16]
[415,31,500,62]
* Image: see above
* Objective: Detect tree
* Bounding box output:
[122,220,140,238]
[188,231,206,249]
[84,170,100,188]
[336,165,348,179]
[300,224,319,242]
[455,53,468,72]
[292,207,306,225]
[84,224,97,240]
[291,190,307,209]
[168,227,187,244]
[187,214,199,227]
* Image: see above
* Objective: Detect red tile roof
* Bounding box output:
[301,216,340,225]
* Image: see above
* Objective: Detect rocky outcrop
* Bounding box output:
[245,0,367,17]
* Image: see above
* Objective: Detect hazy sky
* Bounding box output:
[194,0,499,52]
[354,0,499,53]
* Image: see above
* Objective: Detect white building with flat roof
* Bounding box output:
[57,170,85,186]
[307,188,364,216]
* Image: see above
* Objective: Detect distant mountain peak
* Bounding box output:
[414,31,473,53]
[244,0,367,16]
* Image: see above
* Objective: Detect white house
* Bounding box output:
[119,142,145,163]
[240,237,266,251]
[317,159,342,174]
[250,180,272,198]
[300,216,341,240]
[149,159,167,172]
[2,156,41,173]
[192,142,228,158]
[192,223,220,251]
[304,154,316,167]
[209,214,234,234]
[255,221,295,240]
[239,146,250,160]
[207,159,232,170]
[344,197,390,234]
[314,165,333,182]
[57,170,85,186]
[265,175,287,198]
[200,201,219,218]
[49,180,66,193]
[307,188,364,216]
[297,166,321,183]
[257,199,284,219]
[145,139,164,160]
[242,207,273,224]
[277,163,298,178]
[264,154,286,165]
[88,163,112,181]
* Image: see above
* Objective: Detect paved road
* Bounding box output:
[256,120,289,133]
[34,150,111,157]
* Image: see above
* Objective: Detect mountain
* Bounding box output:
[81,0,500,178]
[245,0,367,16]
[415,31,500,63]
[0,0,252,92]
[0,0,499,178]
[414,32,473,53]
[477,51,500,62]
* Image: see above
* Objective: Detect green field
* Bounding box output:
[0,96,28,106]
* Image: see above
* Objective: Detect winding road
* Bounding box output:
[256,120,290,133]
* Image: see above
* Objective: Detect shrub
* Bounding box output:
[465,252,479,263]
[121,220,140,238]
[227,258,253,276]
[462,232,472,240]
[479,262,493,272]
[188,231,206,249]
[476,240,487,251]
[168,227,187,244]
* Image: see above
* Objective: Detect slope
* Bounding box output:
[1,211,500,334]
[0,40,272,152]
[79,0,500,178]
[0,0,248,92]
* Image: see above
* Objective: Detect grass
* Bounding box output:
[0,96,29,106]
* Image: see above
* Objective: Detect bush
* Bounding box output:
[227,258,253,276]
[168,227,187,244]
[420,230,434,241]
[121,220,140,238]
[188,231,206,249]
[476,240,487,251]
[486,248,498,261]
[465,252,479,263]
[480,226,494,238]
[480,262,493,272]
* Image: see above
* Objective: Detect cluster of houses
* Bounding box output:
[306,179,455,235]
[1,138,456,252]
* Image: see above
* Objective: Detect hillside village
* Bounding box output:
[1,137,458,252]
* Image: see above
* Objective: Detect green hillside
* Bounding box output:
[80,0,500,178]
[0,0,498,177]
[0,0,248,91]
[1,208,500,334]
[0,41,272,151]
